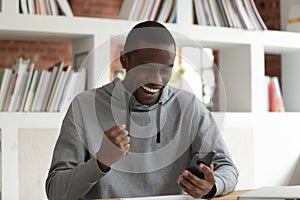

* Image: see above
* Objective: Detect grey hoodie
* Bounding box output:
[46,78,238,200]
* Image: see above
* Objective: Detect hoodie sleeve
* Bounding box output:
[192,110,239,197]
[45,105,106,200]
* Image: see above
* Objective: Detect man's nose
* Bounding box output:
[148,69,163,83]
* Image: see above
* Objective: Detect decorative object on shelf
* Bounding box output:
[287,4,300,32]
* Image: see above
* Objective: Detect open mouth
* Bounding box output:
[142,85,160,94]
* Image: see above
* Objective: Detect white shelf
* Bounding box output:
[0,112,65,128]
[0,112,65,200]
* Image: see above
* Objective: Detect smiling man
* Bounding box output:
[46,21,239,200]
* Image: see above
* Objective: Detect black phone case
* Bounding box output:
[186,151,215,179]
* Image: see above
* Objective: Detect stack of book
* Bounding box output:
[0,58,86,112]
[193,0,267,30]
[19,0,73,16]
[118,0,177,23]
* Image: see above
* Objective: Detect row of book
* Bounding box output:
[19,0,73,16]
[118,0,177,23]
[194,0,267,30]
[0,58,86,112]
[266,76,285,112]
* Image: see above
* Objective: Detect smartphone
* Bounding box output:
[186,151,215,179]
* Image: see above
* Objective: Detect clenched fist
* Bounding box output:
[97,124,130,172]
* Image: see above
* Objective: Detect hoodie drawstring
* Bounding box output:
[125,93,131,135]
[125,93,162,143]
[156,102,162,143]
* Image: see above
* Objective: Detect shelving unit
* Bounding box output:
[0,0,300,199]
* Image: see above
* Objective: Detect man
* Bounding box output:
[46,21,238,200]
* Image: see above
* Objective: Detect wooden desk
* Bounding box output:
[101,190,250,200]
[213,190,250,200]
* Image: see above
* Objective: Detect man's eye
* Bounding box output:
[160,68,172,75]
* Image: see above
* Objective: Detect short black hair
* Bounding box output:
[123,21,176,54]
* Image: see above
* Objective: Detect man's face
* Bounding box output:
[123,44,175,105]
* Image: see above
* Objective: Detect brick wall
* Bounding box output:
[69,0,123,18]
[0,40,72,69]
[0,0,281,77]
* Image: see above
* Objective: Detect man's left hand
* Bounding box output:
[177,164,215,198]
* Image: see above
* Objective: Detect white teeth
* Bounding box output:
[142,85,160,93]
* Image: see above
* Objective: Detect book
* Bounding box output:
[249,0,267,30]
[32,70,51,111]
[142,0,155,21]
[58,68,86,112]
[31,70,47,111]
[166,0,177,23]
[0,69,13,111]
[46,63,65,111]
[216,0,230,27]
[34,0,40,14]
[202,0,214,26]
[38,0,47,15]
[42,62,62,111]
[137,0,149,21]
[20,0,29,14]
[232,0,255,30]
[58,70,78,112]
[237,186,300,200]
[2,73,17,111]
[208,0,225,27]
[243,0,263,30]
[49,0,59,16]
[27,0,35,14]
[128,0,144,21]
[156,0,173,22]
[118,0,136,19]
[56,0,73,16]
[16,63,35,111]
[8,58,30,111]
[23,70,41,112]
[194,0,207,25]
[19,63,35,111]
[220,0,234,27]
[269,76,285,112]
[287,4,300,32]
[149,0,162,21]
[226,0,243,28]
[50,65,72,112]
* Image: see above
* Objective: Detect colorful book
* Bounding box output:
[269,76,285,112]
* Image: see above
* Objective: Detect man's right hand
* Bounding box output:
[97,124,130,172]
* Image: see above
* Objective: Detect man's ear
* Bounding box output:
[120,51,128,70]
